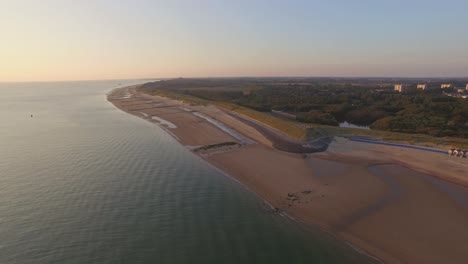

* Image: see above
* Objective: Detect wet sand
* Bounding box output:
[108,85,468,264]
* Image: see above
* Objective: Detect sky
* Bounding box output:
[1,0,467,82]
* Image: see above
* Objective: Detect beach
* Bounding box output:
[108,85,468,264]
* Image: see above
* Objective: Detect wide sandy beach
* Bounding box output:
[108,85,468,264]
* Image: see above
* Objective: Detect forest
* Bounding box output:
[140,78,468,138]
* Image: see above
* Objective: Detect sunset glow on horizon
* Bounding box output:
[1,0,468,82]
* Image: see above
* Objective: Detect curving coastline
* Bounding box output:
[108,85,468,264]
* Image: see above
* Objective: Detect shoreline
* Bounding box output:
[106,86,384,262]
[108,85,468,264]
[185,140,385,263]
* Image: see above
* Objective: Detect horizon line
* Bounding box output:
[2,75,468,83]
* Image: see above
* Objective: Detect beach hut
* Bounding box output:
[452,149,459,156]
[462,150,468,158]
[457,149,463,157]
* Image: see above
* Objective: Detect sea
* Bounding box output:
[0,80,374,264]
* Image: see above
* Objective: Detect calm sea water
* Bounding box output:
[0,80,373,264]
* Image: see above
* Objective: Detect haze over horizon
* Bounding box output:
[1,0,467,82]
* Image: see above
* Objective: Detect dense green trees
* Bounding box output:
[141,79,468,138]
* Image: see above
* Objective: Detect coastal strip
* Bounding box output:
[108,85,468,264]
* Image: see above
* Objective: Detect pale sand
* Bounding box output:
[344,165,468,264]
[327,137,468,187]
[108,86,468,264]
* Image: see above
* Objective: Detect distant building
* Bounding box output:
[394,84,406,93]
[457,88,465,93]
[466,84,468,90]
[417,84,427,90]
[441,84,452,89]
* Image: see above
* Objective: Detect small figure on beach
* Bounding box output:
[31,114,33,118]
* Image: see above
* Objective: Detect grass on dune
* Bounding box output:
[306,124,468,149]
[140,87,468,148]
[141,87,306,140]
[214,103,307,140]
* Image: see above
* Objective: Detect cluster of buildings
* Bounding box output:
[394,83,468,98]
[448,149,468,158]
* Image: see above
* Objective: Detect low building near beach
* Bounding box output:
[417,84,427,90]
[449,149,468,157]
[441,84,452,89]
[394,84,406,93]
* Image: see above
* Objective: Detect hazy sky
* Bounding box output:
[1,0,468,81]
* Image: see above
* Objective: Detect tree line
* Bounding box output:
[141,79,468,138]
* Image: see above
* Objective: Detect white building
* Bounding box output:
[441,84,452,89]
[417,84,427,90]
[394,84,406,93]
